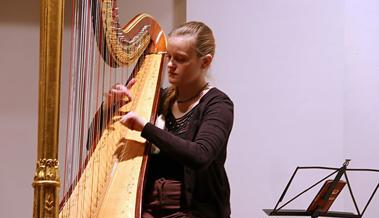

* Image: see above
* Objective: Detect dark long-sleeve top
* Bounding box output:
[141,87,234,218]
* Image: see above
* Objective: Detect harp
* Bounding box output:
[32,0,166,217]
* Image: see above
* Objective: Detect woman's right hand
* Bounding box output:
[106,78,136,108]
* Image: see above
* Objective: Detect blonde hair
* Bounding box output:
[162,21,216,116]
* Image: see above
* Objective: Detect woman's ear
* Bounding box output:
[201,54,213,69]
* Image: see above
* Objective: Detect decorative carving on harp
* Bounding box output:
[33,0,166,217]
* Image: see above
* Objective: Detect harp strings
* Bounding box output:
[61,0,133,216]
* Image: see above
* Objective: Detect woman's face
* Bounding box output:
[166,35,204,86]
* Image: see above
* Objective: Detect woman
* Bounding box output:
[113,21,234,218]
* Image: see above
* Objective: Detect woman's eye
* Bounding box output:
[165,54,186,63]
[175,56,186,63]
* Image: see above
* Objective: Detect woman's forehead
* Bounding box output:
[167,35,196,55]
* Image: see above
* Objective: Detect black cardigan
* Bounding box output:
[141,87,234,218]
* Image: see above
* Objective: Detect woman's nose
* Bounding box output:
[167,59,175,68]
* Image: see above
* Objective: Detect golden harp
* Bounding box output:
[32,0,166,217]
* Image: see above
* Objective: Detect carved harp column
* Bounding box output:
[33,0,166,217]
[32,0,64,217]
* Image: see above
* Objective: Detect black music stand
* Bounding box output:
[263,160,379,218]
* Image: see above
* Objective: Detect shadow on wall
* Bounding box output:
[0,0,72,26]
[0,1,39,24]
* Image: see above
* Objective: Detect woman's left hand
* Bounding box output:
[120,111,147,132]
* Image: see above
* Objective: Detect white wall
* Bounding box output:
[187,0,379,217]
[0,1,184,217]
[0,2,39,217]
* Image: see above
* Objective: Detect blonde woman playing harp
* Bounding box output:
[114,22,234,218]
